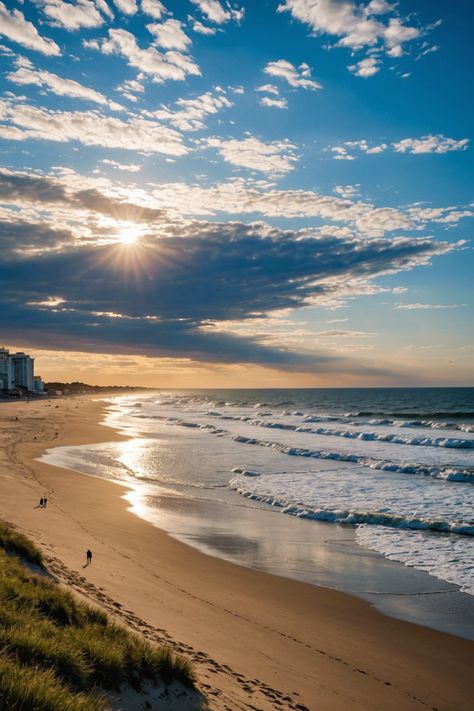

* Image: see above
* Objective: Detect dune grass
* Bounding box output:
[0,524,195,711]
[0,521,44,567]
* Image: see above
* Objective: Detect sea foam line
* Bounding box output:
[239,418,474,449]
[228,481,474,537]
[230,434,474,483]
[142,415,474,483]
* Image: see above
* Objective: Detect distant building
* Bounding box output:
[0,348,42,393]
[34,376,45,393]
[0,348,13,391]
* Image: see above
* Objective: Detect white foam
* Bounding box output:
[356,525,474,595]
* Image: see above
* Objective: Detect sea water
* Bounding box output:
[41,388,474,635]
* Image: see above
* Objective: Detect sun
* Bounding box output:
[118,225,140,245]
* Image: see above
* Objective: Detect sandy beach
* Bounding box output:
[0,396,473,711]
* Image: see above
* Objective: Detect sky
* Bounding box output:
[0,0,472,388]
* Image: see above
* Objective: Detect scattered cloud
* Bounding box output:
[330,146,355,161]
[0,97,188,155]
[113,0,138,15]
[348,56,380,78]
[146,18,192,51]
[35,0,105,31]
[333,184,360,199]
[255,84,280,95]
[0,2,60,55]
[6,56,124,112]
[277,0,433,75]
[206,136,299,175]
[395,303,466,310]
[393,135,469,154]
[259,96,288,109]
[100,159,142,172]
[148,90,233,131]
[190,0,244,25]
[141,0,166,20]
[190,18,217,35]
[92,28,200,83]
[278,0,422,50]
[264,59,321,90]
[328,136,467,159]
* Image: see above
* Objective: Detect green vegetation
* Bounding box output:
[0,524,195,711]
[0,521,44,568]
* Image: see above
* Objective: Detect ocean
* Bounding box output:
[41,388,474,637]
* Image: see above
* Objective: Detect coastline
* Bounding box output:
[1,396,473,711]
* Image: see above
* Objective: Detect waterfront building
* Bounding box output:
[0,348,42,393]
[0,348,13,390]
[11,352,35,391]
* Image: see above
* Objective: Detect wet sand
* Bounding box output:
[0,396,473,711]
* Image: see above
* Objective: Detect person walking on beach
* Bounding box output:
[43,497,48,507]
[39,497,44,508]
[86,549,92,565]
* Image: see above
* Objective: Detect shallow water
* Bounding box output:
[40,388,474,639]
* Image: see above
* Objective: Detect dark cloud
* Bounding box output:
[0,211,454,372]
[0,169,167,222]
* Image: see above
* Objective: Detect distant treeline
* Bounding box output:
[45,381,150,394]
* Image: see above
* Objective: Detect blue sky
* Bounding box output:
[0,0,472,387]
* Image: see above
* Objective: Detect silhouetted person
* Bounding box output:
[39,497,44,508]
[86,549,92,565]
[43,497,48,507]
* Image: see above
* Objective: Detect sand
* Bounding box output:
[0,396,473,711]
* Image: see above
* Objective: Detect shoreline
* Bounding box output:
[1,396,473,710]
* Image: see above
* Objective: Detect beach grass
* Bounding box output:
[0,523,196,710]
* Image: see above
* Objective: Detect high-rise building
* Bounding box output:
[10,352,35,391]
[0,348,13,391]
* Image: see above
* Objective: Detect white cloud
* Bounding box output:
[365,1,394,15]
[327,137,467,159]
[35,0,105,30]
[333,184,360,199]
[348,56,380,78]
[345,139,387,154]
[264,59,321,90]
[149,90,233,131]
[278,1,426,70]
[116,77,145,102]
[255,84,280,95]
[191,18,217,35]
[95,28,200,82]
[330,146,355,161]
[6,57,124,112]
[206,136,299,175]
[393,135,469,154]
[416,43,439,61]
[141,0,166,19]
[387,44,403,58]
[259,96,288,109]
[0,97,188,155]
[190,0,244,25]
[147,19,191,50]
[396,303,466,310]
[113,0,138,15]
[384,17,419,49]
[0,2,60,55]
[101,159,142,172]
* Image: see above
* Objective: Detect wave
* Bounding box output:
[345,411,474,420]
[243,418,474,449]
[130,414,474,483]
[167,409,474,437]
[229,483,474,536]
[231,434,474,483]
